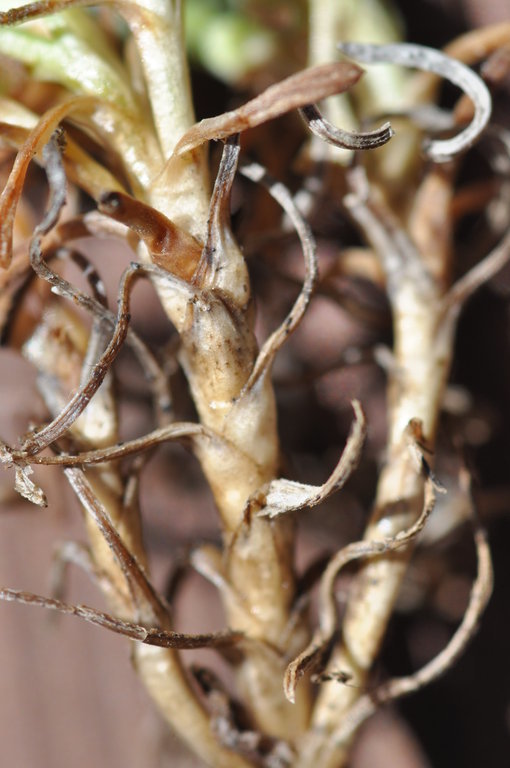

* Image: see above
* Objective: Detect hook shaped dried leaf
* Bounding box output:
[283,476,436,704]
[21,259,142,457]
[338,42,492,162]
[256,401,365,519]
[17,132,128,456]
[300,103,393,150]
[174,62,363,155]
[22,232,172,421]
[330,513,493,748]
[239,161,318,390]
[21,136,182,454]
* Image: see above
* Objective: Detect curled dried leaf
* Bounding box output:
[21,134,179,452]
[24,236,172,421]
[300,103,393,150]
[0,96,101,269]
[239,161,318,389]
[14,464,47,507]
[330,512,493,749]
[339,42,492,162]
[174,62,363,155]
[257,401,365,519]
[22,262,142,457]
[284,470,437,704]
[16,133,128,455]
[318,477,436,639]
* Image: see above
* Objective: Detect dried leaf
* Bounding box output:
[0,587,242,648]
[0,442,47,506]
[240,161,318,389]
[284,641,325,704]
[339,42,492,162]
[174,62,363,155]
[0,96,100,268]
[13,464,47,506]
[20,225,172,420]
[300,103,393,150]
[330,501,493,748]
[284,473,437,703]
[98,191,203,281]
[258,401,365,518]
[192,136,249,308]
[318,478,436,639]
[26,421,218,466]
[65,466,170,623]
[20,135,176,456]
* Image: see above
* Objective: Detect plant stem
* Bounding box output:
[298,166,457,766]
[299,277,456,767]
[130,5,312,744]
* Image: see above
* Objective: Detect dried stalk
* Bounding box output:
[0,2,379,754]
[296,177,455,763]
[295,43,501,766]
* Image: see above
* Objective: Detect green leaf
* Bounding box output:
[0,6,136,110]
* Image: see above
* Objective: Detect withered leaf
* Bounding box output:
[258,401,365,518]
[174,62,363,155]
[339,42,491,162]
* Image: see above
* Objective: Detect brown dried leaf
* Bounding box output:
[300,103,393,150]
[98,191,202,281]
[284,641,325,704]
[21,135,179,457]
[0,587,242,649]
[0,96,103,268]
[174,62,363,155]
[24,421,215,466]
